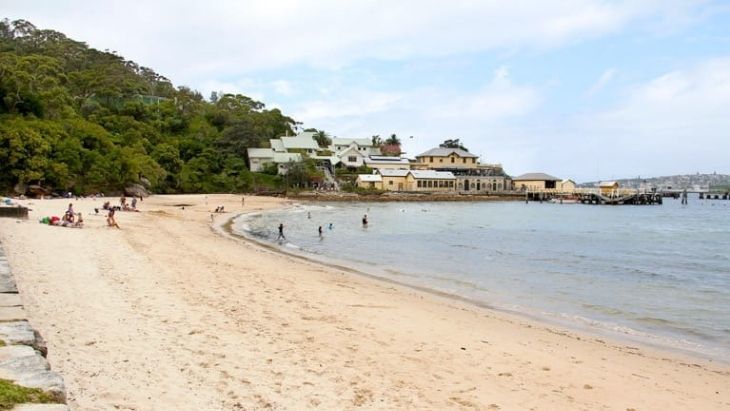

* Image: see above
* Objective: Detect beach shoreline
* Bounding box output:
[224,205,730,366]
[0,194,728,410]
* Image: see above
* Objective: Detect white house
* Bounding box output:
[247,131,321,174]
[330,138,381,156]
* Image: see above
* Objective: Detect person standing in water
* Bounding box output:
[318,225,323,237]
[362,214,368,226]
[277,223,285,240]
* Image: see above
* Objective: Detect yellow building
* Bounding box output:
[372,169,456,191]
[599,181,619,195]
[512,173,561,191]
[415,147,478,169]
[560,179,577,192]
[355,174,383,190]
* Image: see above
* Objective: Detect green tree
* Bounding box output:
[439,138,469,151]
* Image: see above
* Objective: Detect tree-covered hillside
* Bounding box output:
[0,19,298,195]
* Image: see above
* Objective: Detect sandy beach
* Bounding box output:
[0,194,727,410]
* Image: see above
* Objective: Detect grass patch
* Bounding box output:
[0,379,59,409]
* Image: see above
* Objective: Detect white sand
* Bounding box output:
[0,194,727,410]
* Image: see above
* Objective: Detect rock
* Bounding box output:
[124,184,150,198]
[26,185,50,198]
[0,306,27,322]
[139,177,152,188]
[12,405,70,411]
[0,346,66,402]
[0,322,47,357]
[0,293,22,307]
[0,267,18,293]
[13,182,28,196]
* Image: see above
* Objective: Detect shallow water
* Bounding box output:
[235,196,730,360]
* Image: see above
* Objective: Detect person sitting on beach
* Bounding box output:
[73,213,84,228]
[131,197,137,210]
[102,201,111,210]
[107,208,120,229]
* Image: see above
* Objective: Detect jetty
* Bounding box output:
[525,188,663,205]
[576,191,662,205]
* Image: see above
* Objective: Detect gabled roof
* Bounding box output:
[416,147,478,158]
[280,132,320,150]
[270,139,286,152]
[599,181,619,187]
[247,148,275,159]
[377,169,410,177]
[332,138,373,147]
[513,173,561,181]
[338,145,366,157]
[410,170,456,180]
[357,174,382,182]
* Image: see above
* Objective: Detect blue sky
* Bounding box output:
[3,0,730,181]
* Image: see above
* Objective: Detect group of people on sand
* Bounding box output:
[39,203,84,228]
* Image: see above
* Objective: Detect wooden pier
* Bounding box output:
[576,192,662,205]
[524,189,663,205]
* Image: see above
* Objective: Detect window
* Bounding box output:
[417,181,422,188]
[427,181,433,188]
[389,180,393,185]
[451,157,455,163]
[430,156,434,162]
[449,181,454,188]
[462,158,466,163]
[439,159,443,162]
[348,156,357,162]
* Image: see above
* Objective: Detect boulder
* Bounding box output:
[124,184,150,198]
[13,182,28,196]
[26,186,50,198]
[0,306,27,322]
[0,321,47,356]
[0,345,66,402]
[0,265,18,293]
[139,177,152,188]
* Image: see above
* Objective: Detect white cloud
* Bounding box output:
[537,57,730,181]
[2,0,706,84]
[288,67,542,166]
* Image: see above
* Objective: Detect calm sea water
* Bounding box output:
[234,196,730,361]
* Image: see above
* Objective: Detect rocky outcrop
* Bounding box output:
[124,183,150,198]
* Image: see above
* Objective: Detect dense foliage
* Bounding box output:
[0,19,298,195]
